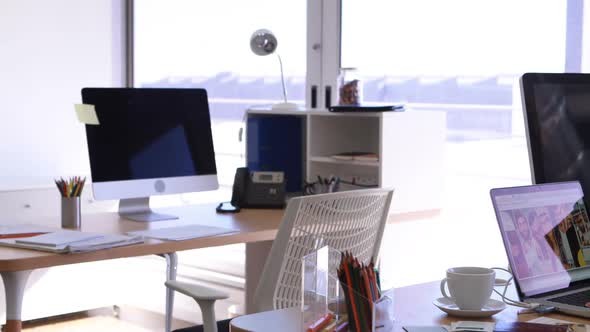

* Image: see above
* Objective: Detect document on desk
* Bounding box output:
[0,233,144,253]
[67,234,144,253]
[15,230,102,247]
[127,224,238,241]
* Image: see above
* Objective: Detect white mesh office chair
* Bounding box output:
[166,188,393,332]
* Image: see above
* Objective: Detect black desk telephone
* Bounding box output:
[217,167,286,213]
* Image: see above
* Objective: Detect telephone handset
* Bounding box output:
[230,167,250,208]
[217,167,286,213]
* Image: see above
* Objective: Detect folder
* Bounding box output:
[15,231,102,247]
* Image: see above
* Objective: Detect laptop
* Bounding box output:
[491,181,590,318]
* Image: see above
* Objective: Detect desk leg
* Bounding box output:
[1,270,32,332]
[160,252,178,332]
[245,241,273,314]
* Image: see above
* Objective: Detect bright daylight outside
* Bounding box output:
[134,0,571,287]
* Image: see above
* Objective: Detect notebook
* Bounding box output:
[0,233,143,253]
[15,231,102,247]
[490,181,590,318]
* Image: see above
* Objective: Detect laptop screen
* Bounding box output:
[491,181,590,297]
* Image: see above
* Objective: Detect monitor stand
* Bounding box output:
[118,197,179,222]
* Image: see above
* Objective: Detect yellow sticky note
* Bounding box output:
[74,104,100,125]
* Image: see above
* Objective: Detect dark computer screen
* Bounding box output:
[522,73,590,206]
[82,88,217,183]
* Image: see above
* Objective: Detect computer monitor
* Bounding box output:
[82,88,218,222]
[521,73,590,207]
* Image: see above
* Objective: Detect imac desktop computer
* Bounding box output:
[521,73,590,207]
[81,88,219,222]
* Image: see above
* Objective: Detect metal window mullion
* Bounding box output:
[307,0,323,109]
[125,0,134,87]
[320,0,342,109]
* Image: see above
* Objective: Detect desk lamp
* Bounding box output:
[250,29,298,111]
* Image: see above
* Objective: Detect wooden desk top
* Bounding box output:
[231,281,590,332]
[0,204,284,272]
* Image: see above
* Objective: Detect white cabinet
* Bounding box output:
[247,108,446,214]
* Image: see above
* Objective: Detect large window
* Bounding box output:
[132,1,308,315]
[340,0,586,284]
[133,0,588,287]
[340,0,573,191]
[134,0,306,187]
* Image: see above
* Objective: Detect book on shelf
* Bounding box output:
[330,152,379,162]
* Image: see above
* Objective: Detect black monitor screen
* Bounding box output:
[82,88,217,183]
[522,73,590,206]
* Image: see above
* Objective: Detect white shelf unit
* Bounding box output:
[309,156,379,167]
[246,108,446,214]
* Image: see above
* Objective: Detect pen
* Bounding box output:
[306,313,333,332]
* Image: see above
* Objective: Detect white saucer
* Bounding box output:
[433,297,507,318]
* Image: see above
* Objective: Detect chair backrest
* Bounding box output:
[253,188,394,312]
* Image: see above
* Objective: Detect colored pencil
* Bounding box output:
[54,177,86,198]
[338,251,382,332]
[306,312,334,332]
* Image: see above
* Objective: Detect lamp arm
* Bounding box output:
[276,54,288,103]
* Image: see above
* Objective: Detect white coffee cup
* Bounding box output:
[440,267,495,310]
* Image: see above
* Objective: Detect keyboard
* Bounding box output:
[548,291,590,307]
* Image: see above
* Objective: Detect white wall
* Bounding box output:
[0,0,124,189]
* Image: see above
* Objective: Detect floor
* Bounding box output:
[19,137,532,331]
[24,315,151,332]
[22,306,193,332]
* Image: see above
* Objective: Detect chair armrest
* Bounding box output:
[165,280,230,301]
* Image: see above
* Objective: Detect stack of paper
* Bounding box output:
[15,231,102,247]
[67,234,143,253]
[127,224,237,241]
[0,228,144,253]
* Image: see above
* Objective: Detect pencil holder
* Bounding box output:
[61,197,81,229]
[301,246,395,332]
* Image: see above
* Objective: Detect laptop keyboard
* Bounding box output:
[548,291,590,307]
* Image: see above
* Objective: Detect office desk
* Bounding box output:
[0,204,283,332]
[230,280,590,332]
